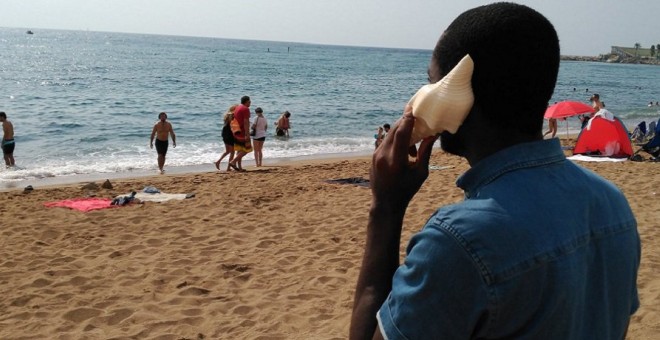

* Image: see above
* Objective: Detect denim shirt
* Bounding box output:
[378,139,640,340]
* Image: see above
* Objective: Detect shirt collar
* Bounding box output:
[457,139,566,197]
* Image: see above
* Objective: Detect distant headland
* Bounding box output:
[561,45,660,65]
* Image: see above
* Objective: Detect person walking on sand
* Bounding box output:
[229,96,252,171]
[543,117,558,138]
[150,112,176,174]
[215,105,237,171]
[275,111,291,137]
[252,107,268,167]
[0,112,15,168]
[350,3,639,340]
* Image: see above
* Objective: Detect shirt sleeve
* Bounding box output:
[378,221,491,340]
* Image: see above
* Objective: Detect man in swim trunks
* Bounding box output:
[0,112,15,168]
[150,112,176,174]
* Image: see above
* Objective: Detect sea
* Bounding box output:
[1,27,659,189]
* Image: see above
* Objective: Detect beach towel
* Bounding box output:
[118,192,195,203]
[584,109,614,131]
[568,155,628,162]
[44,198,118,212]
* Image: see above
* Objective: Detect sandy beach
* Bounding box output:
[0,147,658,339]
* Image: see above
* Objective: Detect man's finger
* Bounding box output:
[416,135,438,169]
[390,114,415,162]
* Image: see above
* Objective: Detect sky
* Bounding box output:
[2,0,659,56]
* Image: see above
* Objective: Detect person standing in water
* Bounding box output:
[275,111,291,137]
[0,112,15,168]
[150,112,176,174]
[252,107,268,167]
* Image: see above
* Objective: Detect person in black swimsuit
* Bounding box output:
[0,111,15,168]
[149,112,176,174]
[215,105,237,171]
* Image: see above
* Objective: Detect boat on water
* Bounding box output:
[26,30,34,35]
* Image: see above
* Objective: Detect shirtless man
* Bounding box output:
[581,93,605,129]
[0,112,15,168]
[150,112,176,174]
[590,93,604,111]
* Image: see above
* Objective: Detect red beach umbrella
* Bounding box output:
[544,101,594,119]
[544,101,595,141]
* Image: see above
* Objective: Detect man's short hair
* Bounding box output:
[0,112,5,119]
[434,3,559,135]
[241,96,251,104]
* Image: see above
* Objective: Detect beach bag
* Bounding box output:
[250,117,259,137]
[111,191,136,206]
[230,118,244,141]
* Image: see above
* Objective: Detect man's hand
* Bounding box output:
[350,108,437,340]
[371,107,437,215]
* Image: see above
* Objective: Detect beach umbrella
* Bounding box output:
[544,101,594,119]
[544,101,595,141]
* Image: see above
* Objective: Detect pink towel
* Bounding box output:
[44,198,118,212]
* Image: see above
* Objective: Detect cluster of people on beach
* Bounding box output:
[212,96,292,172]
[147,95,292,174]
[2,97,291,173]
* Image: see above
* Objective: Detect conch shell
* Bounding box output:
[407,54,474,145]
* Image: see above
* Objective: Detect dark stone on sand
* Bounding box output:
[101,179,113,189]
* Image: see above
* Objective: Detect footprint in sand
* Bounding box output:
[178,286,211,296]
[62,307,102,323]
[105,308,134,326]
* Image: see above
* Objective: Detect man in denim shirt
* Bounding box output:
[350,3,640,340]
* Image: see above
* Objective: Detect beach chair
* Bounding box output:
[640,119,660,159]
[631,121,647,144]
[647,120,657,141]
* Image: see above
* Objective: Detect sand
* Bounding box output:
[0,149,658,339]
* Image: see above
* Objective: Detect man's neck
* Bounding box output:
[465,133,542,166]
